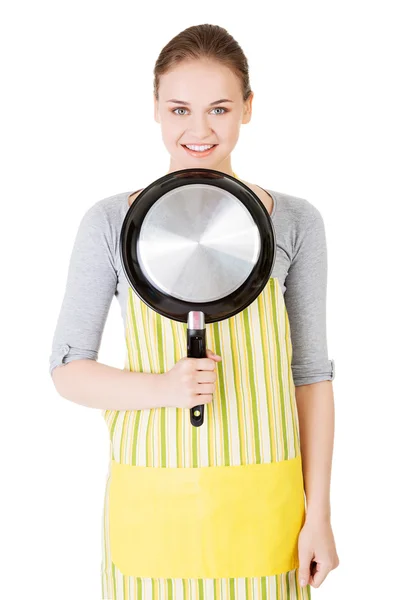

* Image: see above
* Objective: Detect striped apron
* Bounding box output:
[101,174,311,599]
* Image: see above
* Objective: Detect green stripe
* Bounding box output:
[167,578,173,599]
[271,278,289,460]
[129,288,143,372]
[156,314,167,467]
[293,568,300,599]
[109,412,119,461]
[243,305,261,463]
[111,562,117,599]
[285,571,290,596]
[213,321,230,466]
[131,413,140,464]
[156,313,164,372]
[229,317,245,465]
[258,292,274,461]
[229,577,236,599]
[137,576,142,599]
[234,309,247,456]
[285,312,299,454]
[119,412,129,462]
[199,578,205,599]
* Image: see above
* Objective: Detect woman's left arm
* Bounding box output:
[295,380,339,588]
[283,199,339,589]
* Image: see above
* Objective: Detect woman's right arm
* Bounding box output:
[49,200,166,411]
[52,359,168,411]
[49,199,221,411]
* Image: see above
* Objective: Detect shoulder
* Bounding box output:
[271,189,323,227]
[73,192,131,265]
[83,191,129,224]
[271,189,325,238]
[76,192,130,245]
[267,189,327,262]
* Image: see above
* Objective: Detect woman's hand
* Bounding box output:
[297,516,340,589]
[161,348,222,409]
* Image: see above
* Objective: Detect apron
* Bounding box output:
[100,174,311,599]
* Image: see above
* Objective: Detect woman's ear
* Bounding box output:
[242,92,254,125]
[154,94,160,123]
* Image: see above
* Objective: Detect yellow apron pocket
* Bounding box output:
[109,455,305,579]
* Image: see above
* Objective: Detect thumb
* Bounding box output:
[206,348,222,361]
[298,548,313,588]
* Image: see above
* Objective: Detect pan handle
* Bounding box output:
[187,311,206,427]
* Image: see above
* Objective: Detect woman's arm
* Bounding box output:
[52,359,167,411]
[295,380,335,521]
[282,198,339,587]
[295,380,339,588]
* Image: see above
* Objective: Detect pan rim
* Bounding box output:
[120,168,276,324]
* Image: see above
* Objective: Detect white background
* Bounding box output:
[2,1,399,598]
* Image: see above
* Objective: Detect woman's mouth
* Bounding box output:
[182,144,218,158]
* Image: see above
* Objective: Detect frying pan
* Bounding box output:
[120,168,276,427]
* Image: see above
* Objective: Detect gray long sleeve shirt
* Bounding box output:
[49,187,335,386]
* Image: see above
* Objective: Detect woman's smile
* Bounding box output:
[181,143,218,157]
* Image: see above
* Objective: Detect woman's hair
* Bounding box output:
[153,24,252,102]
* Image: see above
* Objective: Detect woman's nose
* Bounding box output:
[188,117,213,139]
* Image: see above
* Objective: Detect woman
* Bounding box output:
[50,23,339,599]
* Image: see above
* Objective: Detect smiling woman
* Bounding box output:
[48,21,337,600]
[100,23,318,600]
[152,28,254,178]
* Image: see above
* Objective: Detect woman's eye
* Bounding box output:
[173,108,189,116]
[172,107,227,116]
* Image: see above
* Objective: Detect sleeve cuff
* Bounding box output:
[292,358,335,387]
[49,344,98,376]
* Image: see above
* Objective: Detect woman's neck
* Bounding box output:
[167,157,236,178]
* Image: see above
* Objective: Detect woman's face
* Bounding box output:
[154,58,253,174]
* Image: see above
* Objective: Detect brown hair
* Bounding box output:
[153,24,252,102]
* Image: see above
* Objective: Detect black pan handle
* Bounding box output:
[187,314,206,427]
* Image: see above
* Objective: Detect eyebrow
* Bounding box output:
[166,99,234,106]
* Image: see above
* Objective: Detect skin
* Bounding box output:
[129,58,273,215]
[296,382,340,588]
[134,57,340,589]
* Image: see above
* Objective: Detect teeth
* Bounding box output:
[185,144,214,151]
